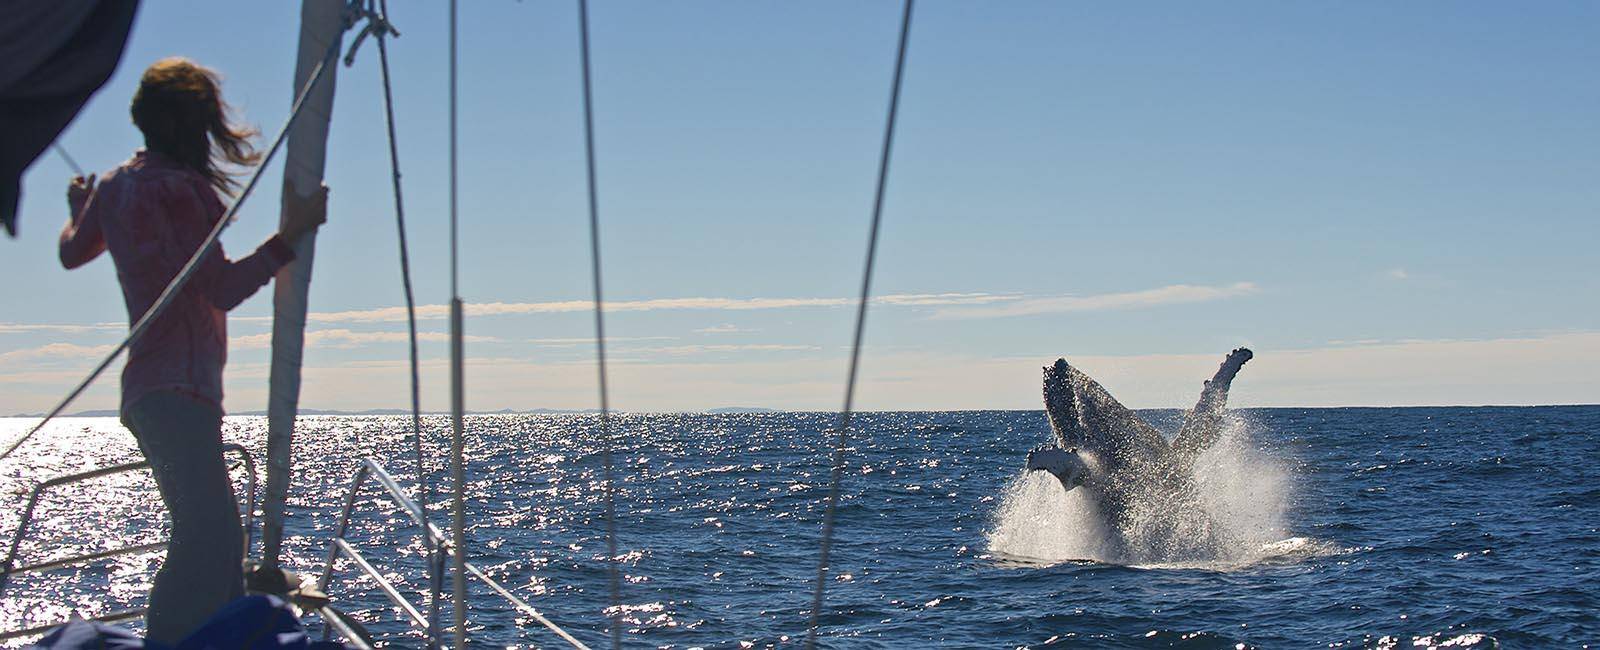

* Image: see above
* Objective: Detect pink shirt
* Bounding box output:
[59,150,294,415]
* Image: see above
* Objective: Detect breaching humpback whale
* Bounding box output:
[1025,348,1253,560]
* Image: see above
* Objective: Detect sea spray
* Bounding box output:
[1188,417,1292,560]
[986,415,1293,566]
[985,471,1116,564]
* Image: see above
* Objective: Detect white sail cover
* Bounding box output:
[263,0,345,568]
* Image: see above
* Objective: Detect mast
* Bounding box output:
[264,0,346,569]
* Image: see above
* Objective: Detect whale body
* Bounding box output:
[1026,348,1252,561]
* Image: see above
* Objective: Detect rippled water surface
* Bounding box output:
[1,407,1596,647]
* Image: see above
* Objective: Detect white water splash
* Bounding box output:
[986,418,1310,568]
[985,471,1115,564]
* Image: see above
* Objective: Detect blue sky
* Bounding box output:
[3,1,1597,413]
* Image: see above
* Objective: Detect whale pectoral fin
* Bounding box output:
[1207,347,1253,399]
[1026,444,1089,490]
[1173,347,1253,463]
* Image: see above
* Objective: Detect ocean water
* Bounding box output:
[0,407,1596,648]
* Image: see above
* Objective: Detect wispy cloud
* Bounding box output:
[228,286,1239,326]
[11,332,1599,413]
[0,323,124,335]
[231,329,502,351]
[528,336,677,347]
[622,343,820,357]
[234,292,1016,325]
[0,342,118,364]
[0,329,508,369]
[872,294,1018,307]
[1,283,1257,370]
[694,324,758,334]
[1385,268,1410,280]
[1327,338,1384,346]
[932,282,1260,319]
[206,331,1600,413]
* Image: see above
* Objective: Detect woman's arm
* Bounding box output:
[205,236,297,311]
[193,182,326,311]
[59,175,107,269]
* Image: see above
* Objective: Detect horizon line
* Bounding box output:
[7,402,1598,419]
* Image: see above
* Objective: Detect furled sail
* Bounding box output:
[263,0,346,569]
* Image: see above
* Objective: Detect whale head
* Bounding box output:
[1043,359,1085,448]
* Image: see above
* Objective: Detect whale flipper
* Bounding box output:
[1026,444,1091,489]
[1170,347,1252,467]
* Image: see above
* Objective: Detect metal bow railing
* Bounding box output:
[0,443,258,642]
[316,457,590,649]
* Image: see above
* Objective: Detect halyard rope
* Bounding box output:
[368,2,444,646]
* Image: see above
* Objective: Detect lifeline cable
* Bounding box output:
[575,1,622,648]
[804,1,915,647]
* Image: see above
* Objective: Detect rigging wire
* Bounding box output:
[805,1,915,647]
[0,17,359,463]
[575,1,622,648]
[368,2,443,646]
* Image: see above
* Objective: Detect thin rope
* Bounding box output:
[576,1,621,648]
[370,3,442,646]
[52,143,85,178]
[372,0,426,541]
[0,26,353,463]
[805,1,914,646]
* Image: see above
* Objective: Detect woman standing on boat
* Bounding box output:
[56,58,326,644]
